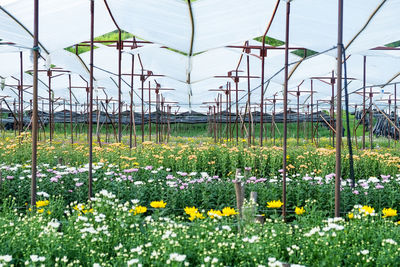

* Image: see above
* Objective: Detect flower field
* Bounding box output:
[1,135,400,266]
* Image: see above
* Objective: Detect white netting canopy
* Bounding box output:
[0,0,400,112]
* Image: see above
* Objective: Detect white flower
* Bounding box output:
[382,239,398,245]
[30,255,39,262]
[221,225,231,231]
[360,250,369,255]
[37,192,49,198]
[114,243,123,251]
[48,219,60,229]
[169,253,186,262]
[93,263,101,267]
[127,259,139,266]
[0,255,12,262]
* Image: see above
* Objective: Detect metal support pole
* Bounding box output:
[69,75,73,144]
[331,71,335,147]
[260,36,265,146]
[282,0,290,220]
[247,51,251,146]
[20,52,24,134]
[88,0,94,200]
[130,54,135,148]
[335,0,344,218]
[148,81,151,141]
[63,99,66,137]
[48,72,52,142]
[229,83,232,141]
[311,81,314,143]
[235,75,239,145]
[395,84,398,143]
[297,89,300,145]
[362,56,366,149]
[369,87,373,150]
[117,30,122,143]
[141,71,144,143]
[273,96,276,145]
[31,0,39,207]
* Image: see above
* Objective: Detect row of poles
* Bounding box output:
[22,0,397,218]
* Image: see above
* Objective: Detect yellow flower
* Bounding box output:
[348,212,354,219]
[184,206,198,215]
[130,206,147,215]
[222,207,238,217]
[267,200,284,209]
[82,208,94,214]
[37,209,44,213]
[36,200,49,208]
[150,200,167,209]
[184,206,204,221]
[47,211,52,215]
[189,212,205,221]
[359,205,375,216]
[207,209,223,219]
[295,206,305,215]
[382,208,397,218]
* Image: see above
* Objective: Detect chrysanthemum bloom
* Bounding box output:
[348,212,354,219]
[184,206,204,221]
[267,200,284,209]
[36,200,49,208]
[359,205,375,216]
[222,207,238,216]
[130,206,147,215]
[207,209,223,219]
[189,212,205,221]
[184,206,198,215]
[150,200,167,209]
[382,208,397,218]
[295,206,305,215]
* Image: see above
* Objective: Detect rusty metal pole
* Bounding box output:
[229,82,232,141]
[369,87,373,150]
[20,52,24,134]
[395,84,398,144]
[88,0,94,200]
[31,0,39,207]
[389,98,391,147]
[235,75,239,145]
[148,81,151,141]
[311,80,314,143]
[335,0,344,218]
[316,101,319,146]
[297,88,300,145]
[213,105,217,142]
[69,75,73,144]
[282,0,290,220]
[48,72,52,142]
[273,96,276,145]
[219,94,223,140]
[331,71,335,147]
[260,36,265,147]
[141,70,144,143]
[13,98,16,136]
[63,99,66,138]
[156,90,160,143]
[246,49,252,146]
[362,56,366,149]
[130,54,135,148]
[225,90,229,140]
[117,30,122,143]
